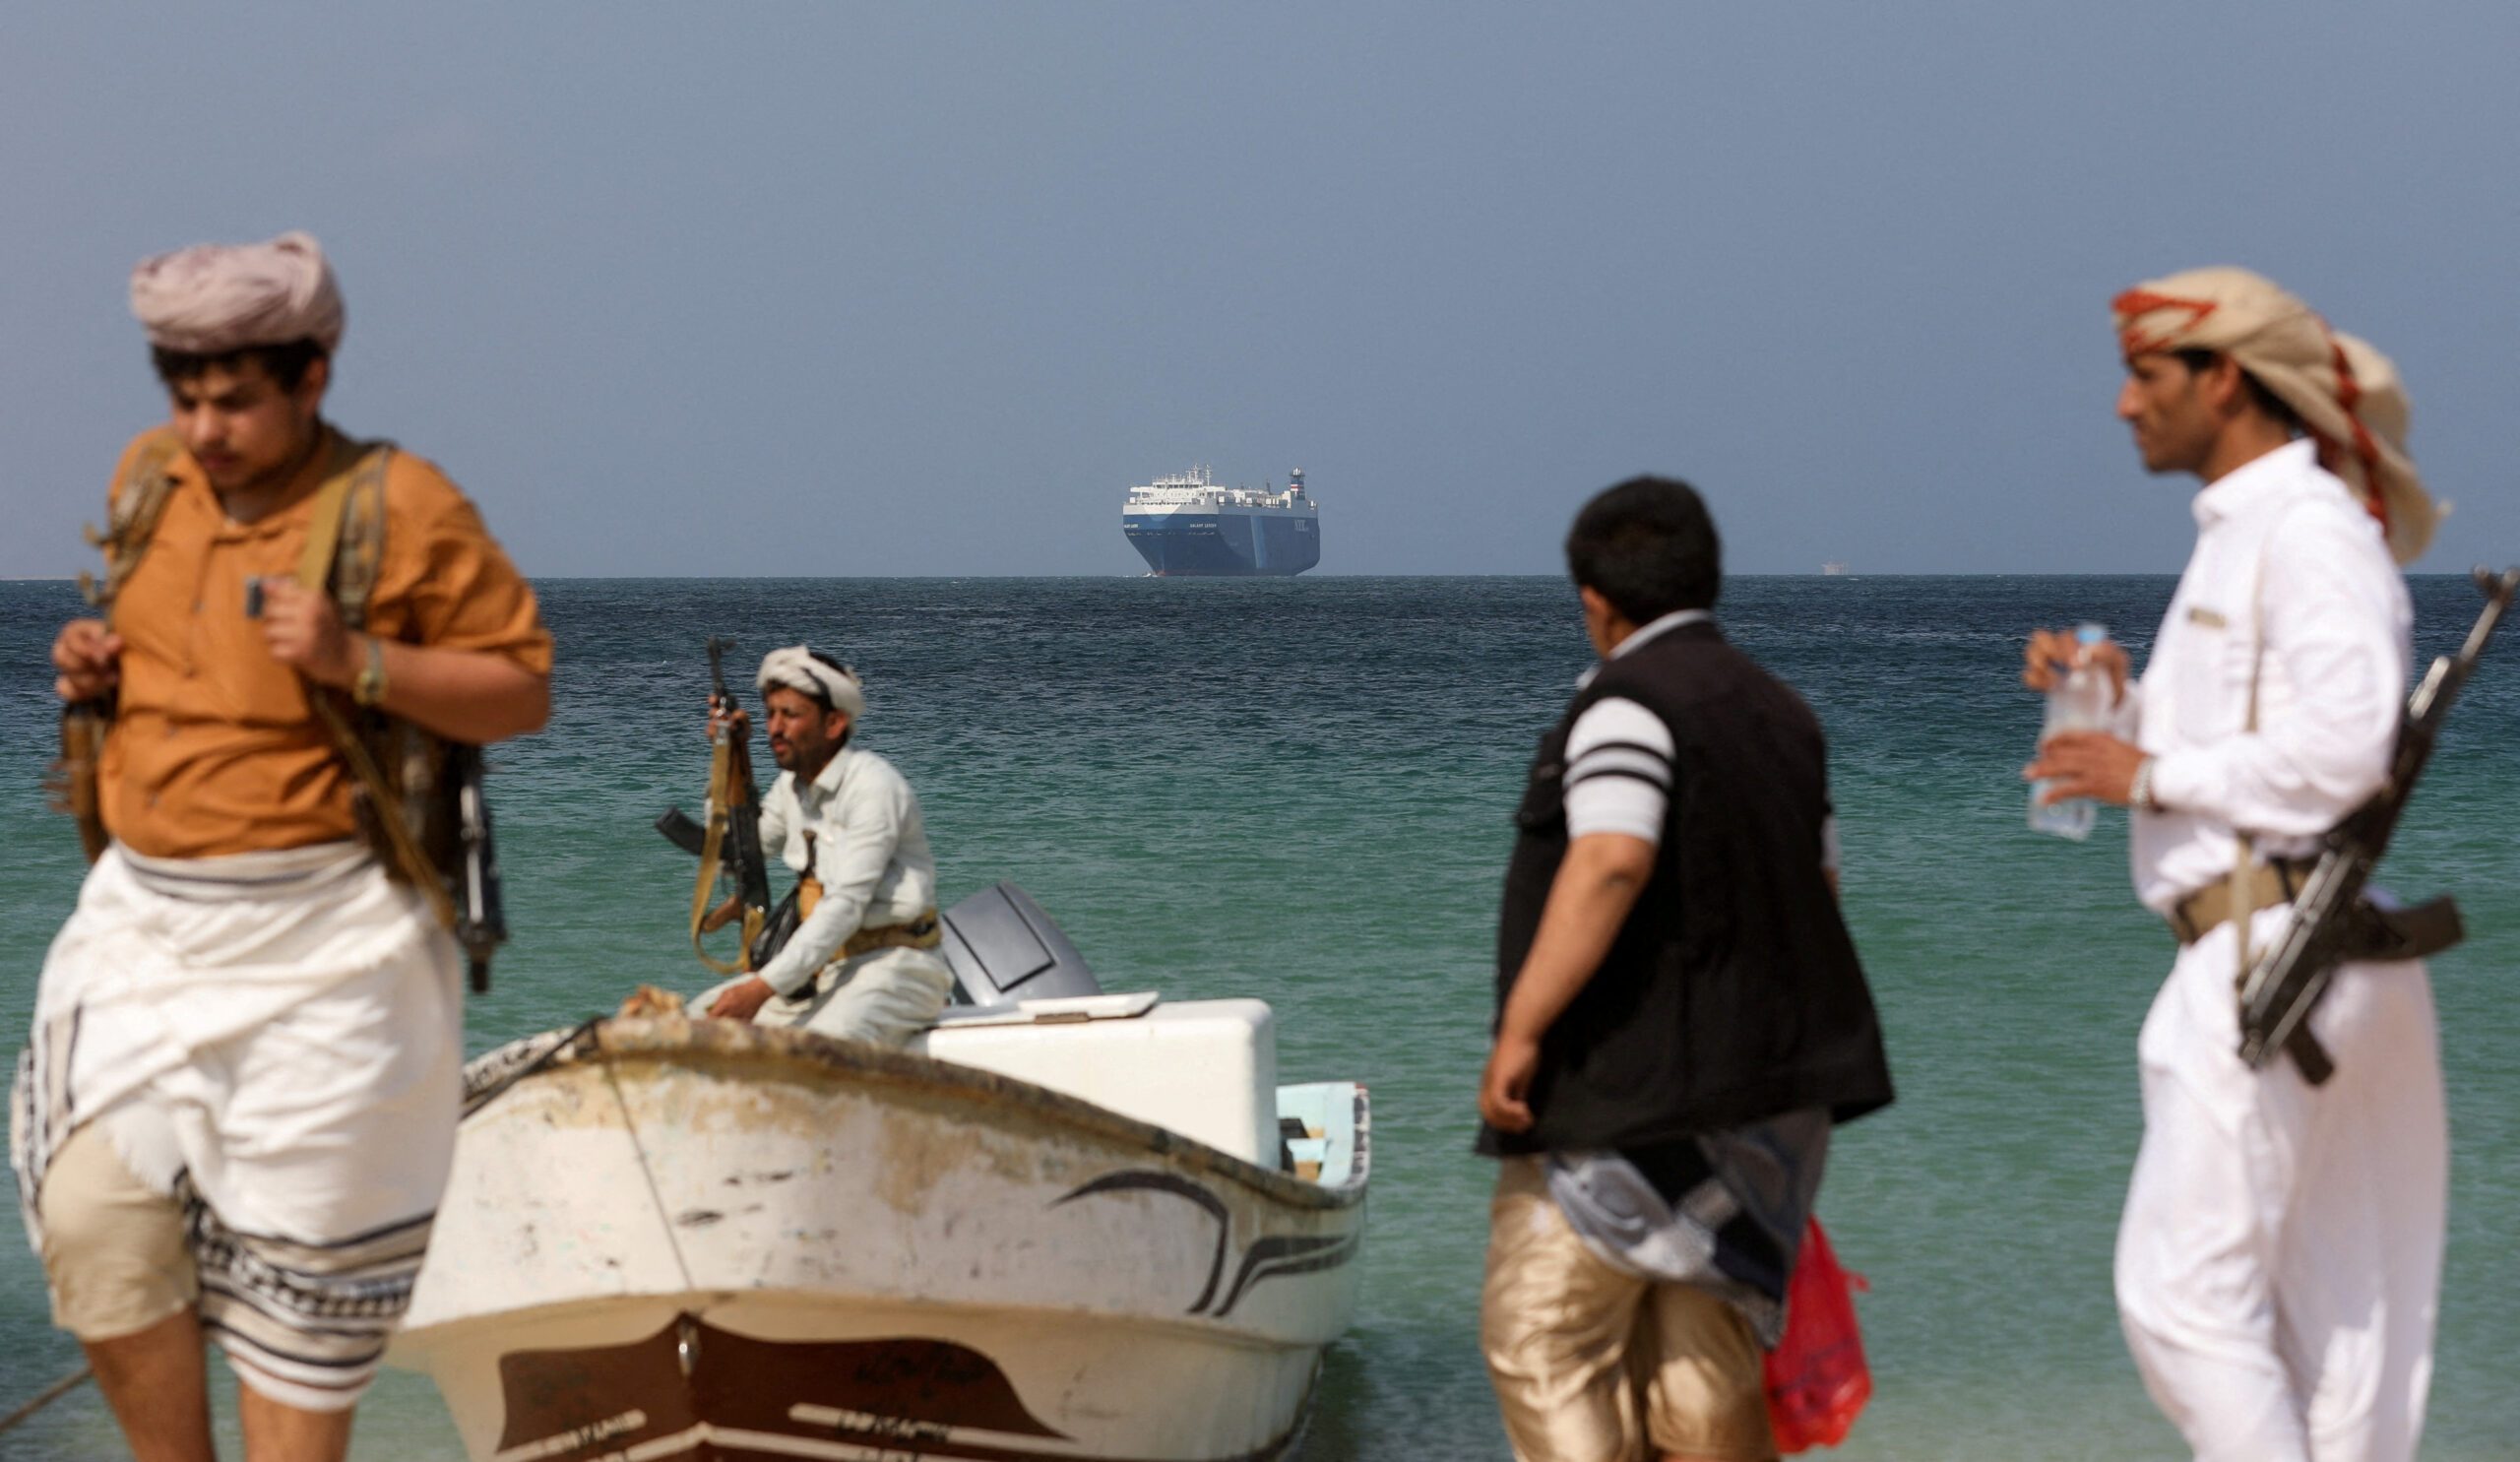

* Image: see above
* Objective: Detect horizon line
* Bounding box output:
[2,570,2221,584]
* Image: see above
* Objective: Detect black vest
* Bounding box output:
[1478,622,1894,1157]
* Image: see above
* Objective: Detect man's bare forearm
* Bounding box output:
[360,640,549,743]
[1497,834,1655,1045]
[260,580,549,744]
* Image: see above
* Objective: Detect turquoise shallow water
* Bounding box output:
[2,575,2514,1460]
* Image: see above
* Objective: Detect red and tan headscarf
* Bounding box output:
[2112,266,2437,564]
[129,230,346,357]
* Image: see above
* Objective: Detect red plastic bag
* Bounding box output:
[1764,1217,1872,1453]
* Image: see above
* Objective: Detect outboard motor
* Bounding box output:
[938,881,1103,1006]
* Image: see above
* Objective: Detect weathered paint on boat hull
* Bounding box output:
[390,1019,1367,1462]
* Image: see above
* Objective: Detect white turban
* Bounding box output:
[130,230,346,355]
[757,646,864,720]
[2112,267,2437,564]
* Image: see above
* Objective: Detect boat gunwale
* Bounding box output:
[495,1016,1369,1212]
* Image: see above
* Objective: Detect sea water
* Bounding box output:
[1,576,2513,1461]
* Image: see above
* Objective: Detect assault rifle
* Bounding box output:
[448,744,505,993]
[2237,565,2520,1081]
[657,637,776,972]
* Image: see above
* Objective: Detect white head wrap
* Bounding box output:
[2112,266,2437,564]
[130,230,346,355]
[757,646,864,720]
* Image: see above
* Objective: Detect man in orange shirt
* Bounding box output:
[15,232,551,1462]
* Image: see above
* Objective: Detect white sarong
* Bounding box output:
[10,843,463,1410]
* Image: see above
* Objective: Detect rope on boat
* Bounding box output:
[600,1051,702,1296]
[461,1015,604,1120]
[0,1365,92,1434]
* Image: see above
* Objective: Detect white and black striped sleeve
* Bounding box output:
[1562,697,1674,845]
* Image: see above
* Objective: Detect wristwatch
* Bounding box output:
[2128,755,2160,812]
[351,635,389,708]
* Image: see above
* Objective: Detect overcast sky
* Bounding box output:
[3,4,2514,578]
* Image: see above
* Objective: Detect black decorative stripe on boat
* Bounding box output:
[1051,1169,1359,1319]
[1209,1229,1363,1318]
[1052,1170,1231,1314]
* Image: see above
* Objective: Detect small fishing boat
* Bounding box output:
[388,890,1368,1462]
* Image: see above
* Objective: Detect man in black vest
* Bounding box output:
[1477,477,1893,1462]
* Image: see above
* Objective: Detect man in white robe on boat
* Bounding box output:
[700,647,955,1045]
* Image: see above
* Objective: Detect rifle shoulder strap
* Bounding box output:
[330,445,392,630]
[2229,533,2268,973]
[2228,500,2307,973]
[2231,502,2343,1081]
[57,433,190,861]
[293,443,455,929]
[293,438,392,595]
[80,431,187,620]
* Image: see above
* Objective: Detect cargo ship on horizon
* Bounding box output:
[1123,467,1321,577]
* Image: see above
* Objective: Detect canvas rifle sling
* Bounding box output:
[52,435,187,862]
[293,444,459,932]
[688,738,765,975]
[2231,510,2334,1083]
[79,431,187,617]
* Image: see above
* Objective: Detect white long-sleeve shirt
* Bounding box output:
[750,744,939,996]
[2124,439,2412,914]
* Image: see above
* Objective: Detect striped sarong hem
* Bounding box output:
[183,1176,434,1391]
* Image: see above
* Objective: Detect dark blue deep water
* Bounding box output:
[3,576,2514,1459]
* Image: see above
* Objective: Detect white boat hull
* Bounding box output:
[390,1018,1368,1462]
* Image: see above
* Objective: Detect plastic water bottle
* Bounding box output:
[2029,622,2111,841]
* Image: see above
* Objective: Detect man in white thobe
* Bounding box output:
[701,646,953,1045]
[2026,267,2447,1462]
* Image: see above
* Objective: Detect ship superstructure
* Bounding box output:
[1123,467,1321,577]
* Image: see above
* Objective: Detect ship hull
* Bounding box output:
[1125,513,1319,577]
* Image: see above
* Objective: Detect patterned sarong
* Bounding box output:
[11,843,461,1409]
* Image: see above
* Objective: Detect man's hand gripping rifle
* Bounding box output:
[658,637,775,973]
[2237,565,2520,1082]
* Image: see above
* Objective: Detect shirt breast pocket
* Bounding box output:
[2171,604,2253,742]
